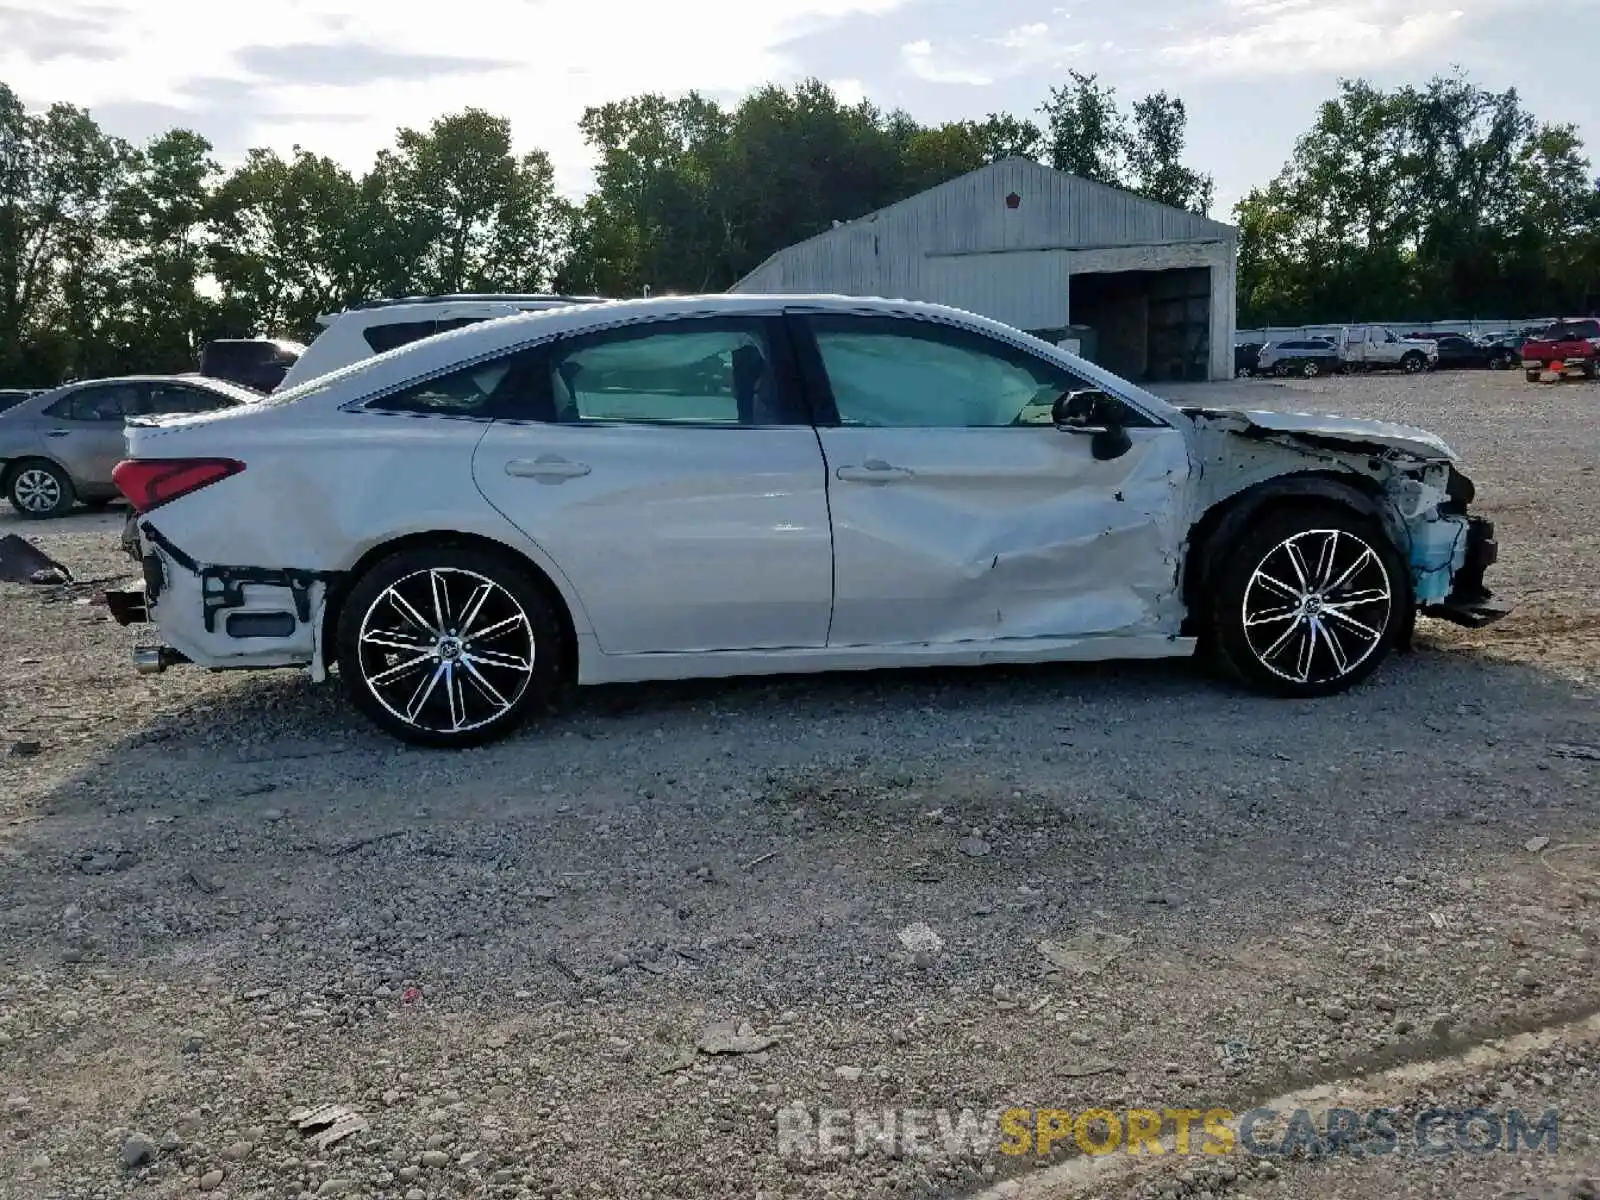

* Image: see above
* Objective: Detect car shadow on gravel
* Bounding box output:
[4,636,1597,994]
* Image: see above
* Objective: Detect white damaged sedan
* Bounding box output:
[105,295,1508,747]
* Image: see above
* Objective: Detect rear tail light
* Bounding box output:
[112,458,244,513]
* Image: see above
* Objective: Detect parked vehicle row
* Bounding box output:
[1518,319,1600,381]
[1237,327,1438,377]
[1237,320,1600,379]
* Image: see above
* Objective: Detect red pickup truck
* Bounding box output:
[1521,318,1600,381]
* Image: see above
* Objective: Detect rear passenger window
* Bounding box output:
[45,384,144,420]
[367,350,541,419]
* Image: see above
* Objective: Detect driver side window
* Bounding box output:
[804,315,1100,429]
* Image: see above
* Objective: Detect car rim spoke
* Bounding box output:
[457,583,494,637]
[1315,617,1351,676]
[467,614,524,642]
[1311,531,1340,590]
[367,653,433,686]
[1256,573,1303,603]
[464,647,532,673]
[405,662,447,722]
[445,665,467,730]
[361,629,432,654]
[1245,603,1300,628]
[1324,546,1376,595]
[358,567,537,735]
[1243,528,1392,686]
[430,570,452,633]
[388,590,437,638]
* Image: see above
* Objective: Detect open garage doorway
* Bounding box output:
[1070,267,1212,383]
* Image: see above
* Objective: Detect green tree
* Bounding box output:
[0,84,128,383]
[1127,93,1213,214]
[365,109,566,297]
[206,146,368,339]
[1235,72,1600,325]
[1040,73,1212,213]
[1040,71,1127,186]
[557,92,729,295]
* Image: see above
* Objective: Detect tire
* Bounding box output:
[335,544,563,748]
[1525,369,1541,383]
[6,459,75,518]
[1206,506,1409,699]
[1401,352,1427,374]
[1274,362,1292,378]
[1302,360,1322,378]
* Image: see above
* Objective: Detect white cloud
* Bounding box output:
[901,39,993,86]
[0,0,911,195]
[828,78,869,106]
[901,19,1086,87]
[1156,0,1488,76]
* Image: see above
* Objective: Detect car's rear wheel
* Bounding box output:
[6,460,74,518]
[1208,508,1407,698]
[1525,368,1542,382]
[336,545,562,747]
[1302,360,1322,378]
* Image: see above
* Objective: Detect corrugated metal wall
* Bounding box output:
[732,159,1240,380]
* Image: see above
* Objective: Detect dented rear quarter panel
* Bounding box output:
[124,406,596,637]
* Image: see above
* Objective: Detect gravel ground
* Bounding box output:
[0,369,1597,1200]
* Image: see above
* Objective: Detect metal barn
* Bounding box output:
[729,158,1239,383]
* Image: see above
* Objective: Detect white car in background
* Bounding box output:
[104,295,1507,747]
[273,293,605,392]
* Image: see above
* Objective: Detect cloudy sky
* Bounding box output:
[2,0,1596,220]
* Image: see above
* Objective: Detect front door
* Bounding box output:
[473,315,835,656]
[792,311,1192,647]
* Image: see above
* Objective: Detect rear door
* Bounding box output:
[40,382,147,485]
[791,310,1192,647]
[471,314,835,655]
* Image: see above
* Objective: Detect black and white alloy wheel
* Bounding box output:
[1208,508,1407,697]
[1241,528,1392,686]
[337,546,561,746]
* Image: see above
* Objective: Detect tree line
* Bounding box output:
[2,69,1596,386]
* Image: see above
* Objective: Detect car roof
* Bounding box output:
[24,374,262,405]
[268,293,1181,422]
[315,295,608,328]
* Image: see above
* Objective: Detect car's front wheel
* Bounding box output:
[6,460,75,518]
[1302,360,1322,378]
[1208,508,1408,698]
[336,544,563,747]
[1401,352,1427,373]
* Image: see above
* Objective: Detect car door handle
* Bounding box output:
[836,460,913,484]
[46,429,70,438]
[505,456,591,482]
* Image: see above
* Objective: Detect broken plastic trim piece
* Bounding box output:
[138,522,342,634]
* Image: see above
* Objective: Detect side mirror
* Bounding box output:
[1052,389,1132,461]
